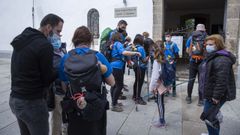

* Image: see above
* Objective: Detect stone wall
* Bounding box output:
[224,0,240,65]
[152,0,164,41]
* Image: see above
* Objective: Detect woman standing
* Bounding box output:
[131,34,149,105]
[200,34,236,135]
[110,32,141,112]
[59,26,115,135]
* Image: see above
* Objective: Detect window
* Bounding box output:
[87,8,99,38]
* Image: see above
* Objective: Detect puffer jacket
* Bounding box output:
[204,50,236,101]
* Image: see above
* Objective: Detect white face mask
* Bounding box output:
[165,37,171,41]
[206,45,216,53]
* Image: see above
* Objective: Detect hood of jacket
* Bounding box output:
[206,49,236,65]
[10,27,47,51]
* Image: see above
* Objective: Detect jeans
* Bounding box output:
[203,99,225,135]
[110,68,124,106]
[9,96,49,135]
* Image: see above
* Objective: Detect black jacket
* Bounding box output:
[10,27,57,100]
[204,50,236,101]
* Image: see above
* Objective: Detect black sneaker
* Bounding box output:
[186,96,192,104]
[197,100,204,106]
[135,97,147,105]
[111,105,123,112]
[119,94,127,100]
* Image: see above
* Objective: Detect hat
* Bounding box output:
[196,24,206,31]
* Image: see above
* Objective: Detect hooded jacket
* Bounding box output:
[204,50,236,101]
[10,27,57,100]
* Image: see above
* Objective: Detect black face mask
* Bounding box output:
[118,28,124,33]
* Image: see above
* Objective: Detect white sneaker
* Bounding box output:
[201,133,208,135]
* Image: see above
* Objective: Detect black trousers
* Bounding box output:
[110,68,124,106]
[67,111,107,135]
[133,67,146,98]
[187,61,203,100]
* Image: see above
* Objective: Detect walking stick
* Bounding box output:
[147,59,151,102]
[135,56,140,112]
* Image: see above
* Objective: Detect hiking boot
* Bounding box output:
[135,97,147,105]
[123,84,129,92]
[186,96,192,104]
[111,105,123,112]
[172,91,176,97]
[197,100,204,106]
[118,95,127,100]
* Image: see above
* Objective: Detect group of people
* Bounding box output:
[9,13,236,135]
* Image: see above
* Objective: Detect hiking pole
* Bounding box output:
[135,56,140,112]
[146,59,150,102]
[156,92,161,121]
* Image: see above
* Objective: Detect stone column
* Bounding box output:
[224,0,240,64]
[152,0,164,41]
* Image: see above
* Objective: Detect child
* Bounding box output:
[149,40,170,127]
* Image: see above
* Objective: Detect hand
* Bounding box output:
[77,97,87,109]
[212,98,220,104]
[135,52,141,57]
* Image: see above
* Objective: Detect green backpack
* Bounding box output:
[100,27,112,45]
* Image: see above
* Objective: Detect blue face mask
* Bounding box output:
[48,33,61,49]
[206,45,216,53]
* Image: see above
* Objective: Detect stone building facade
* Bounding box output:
[153,0,240,65]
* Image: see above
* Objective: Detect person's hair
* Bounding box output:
[154,40,165,60]
[133,34,144,45]
[142,32,149,38]
[118,20,128,26]
[205,34,225,50]
[111,32,122,42]
[72,26,93,47]
[165,32,172,36]
[40,14,64,27]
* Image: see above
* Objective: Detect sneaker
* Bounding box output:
[164,91,170,97]
[197,100,204,106]
[123,84,129,92]
[186,96,192,104]
[149,96,156,100]
[117,102,123,106]
[152,120,166,128]
[111,105,123,112]
[135,97,147,105]
[201,133,208,135]
[118,95,127,100]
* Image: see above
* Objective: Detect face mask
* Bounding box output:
[48,33,61,49]
[118,28,124,33]
[206,45,216,53]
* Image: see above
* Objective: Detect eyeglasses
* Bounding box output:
[206,44,215,46]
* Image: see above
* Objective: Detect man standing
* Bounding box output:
[47,18,68,135]
[9,14,64,135]
[185,24,207,105]
[164,32,179,97]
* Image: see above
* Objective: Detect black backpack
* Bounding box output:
[61,49,109,122]
[190,31,207,59]
[100,40,113,62]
